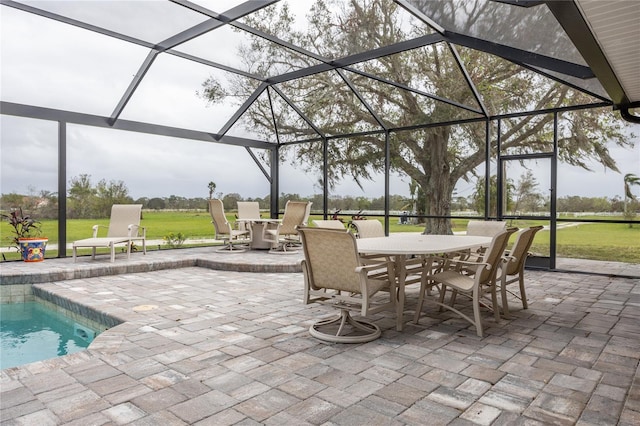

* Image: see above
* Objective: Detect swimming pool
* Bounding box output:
[0,302,100,370]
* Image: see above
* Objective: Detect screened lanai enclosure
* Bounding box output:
[1,0,639,276]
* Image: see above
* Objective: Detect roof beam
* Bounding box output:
[231,10,478,115]
[2,0,264,84]
[269,33,445,84]
[336,69,388,131]
[492,1,545,7]
[444,31,594,79]
[110,1,279,124]
[447,44,489,117]
[171,0,280,22]
[217,82,270,138]
[1,101,273,149]
[167,50,263,81]
[164,0,280,49]
[269,86,325,138]
[345,67,483,115]
[108,51,159,125]
[394,0,445,33]
[155,18,227,52]
[544,1,629,106]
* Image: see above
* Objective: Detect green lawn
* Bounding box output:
[2,211,639,263]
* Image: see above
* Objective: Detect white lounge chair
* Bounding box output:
[72,204,146,263]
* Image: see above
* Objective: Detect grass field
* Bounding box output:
[1,211,639,263]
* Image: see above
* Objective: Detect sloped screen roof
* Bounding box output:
[0,0,615,146]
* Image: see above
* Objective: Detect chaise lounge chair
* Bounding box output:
[72,204,146,263]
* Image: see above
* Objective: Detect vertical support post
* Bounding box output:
[485,119,493,219]
[384,131,390,235]
[58,121,67,258]
[270,145,279,219]
[323,137,329,219]
[495,119,503,220]
[550,112,558,269]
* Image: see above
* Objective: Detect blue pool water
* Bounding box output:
[0,302,99,370]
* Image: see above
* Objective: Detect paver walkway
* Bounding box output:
[1,248,639,425]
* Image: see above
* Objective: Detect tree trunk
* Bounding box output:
[421,131,454,235]
[422,179,454,234]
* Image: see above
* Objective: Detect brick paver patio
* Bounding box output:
[1,248,639,425]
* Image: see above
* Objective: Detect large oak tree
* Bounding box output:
[201,0,633,233]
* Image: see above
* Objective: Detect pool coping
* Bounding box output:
[2,248,305,348]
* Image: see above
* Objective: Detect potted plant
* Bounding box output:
[1,208,48,262]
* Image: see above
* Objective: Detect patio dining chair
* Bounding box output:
[413,227,516,337]
[209,199,250,252]
[262,200,311,253]
[466,220,508,237]
[453,220,509,260]
[498,225,544,318]
[236,201,261,233]
[351,218,427,291]
[298,226,395,343]
[351,219,384,238]
[312,219,346,229]
[72,204,146,263]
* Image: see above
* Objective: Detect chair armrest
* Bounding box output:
[92,224,106,237]
[503,254,515,262]
[464,251,485,263]
[444,258,492,274]
[359,253,393,263]
[423,250,471,269]
[355,261,393,274]
[129,224,146,238]
[127,224,147,238]
[261,220,281,242]
[262,221,280,231]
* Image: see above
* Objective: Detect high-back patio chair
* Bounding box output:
[461,220,509,258]
[466,220,507,237]
[72,204,146,263]
[351,219,384,238]
[209,199,250,252]
[303,201,312,226]
[262,201,311,253]
[498,225,544,318]
[413,227,517,337]
[237,201,260,220]
[298,226,395,343]
[236,201,261,232]
[312,219,346,230]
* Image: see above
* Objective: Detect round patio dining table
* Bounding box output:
[356,233,493,331]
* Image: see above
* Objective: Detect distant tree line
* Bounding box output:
[0,173,637,220]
